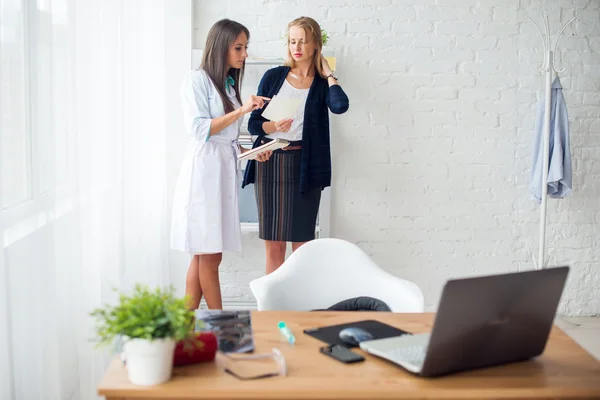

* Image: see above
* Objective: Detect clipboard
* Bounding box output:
[303,319,411,348]
[237,138,289,161]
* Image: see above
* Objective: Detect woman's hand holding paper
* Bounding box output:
[274,118,293,133]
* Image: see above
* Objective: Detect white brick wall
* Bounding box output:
[190,0,600,316]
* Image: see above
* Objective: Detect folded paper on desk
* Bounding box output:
[261,95,301,121]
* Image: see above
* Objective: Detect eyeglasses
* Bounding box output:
[221,348,287,380]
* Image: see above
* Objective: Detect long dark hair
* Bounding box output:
[201,19,249,114]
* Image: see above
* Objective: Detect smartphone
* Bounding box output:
[319,344,365,364]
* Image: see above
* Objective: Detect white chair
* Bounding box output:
[249,238,424,312]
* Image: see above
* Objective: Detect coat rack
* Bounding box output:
[526,14,575,269]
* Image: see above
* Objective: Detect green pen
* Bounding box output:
[278,321,296,345]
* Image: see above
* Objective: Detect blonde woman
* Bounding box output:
[242,16,349,274]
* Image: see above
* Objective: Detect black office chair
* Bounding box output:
[313,296,391,312]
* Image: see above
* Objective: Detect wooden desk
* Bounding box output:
[98,311,600,399]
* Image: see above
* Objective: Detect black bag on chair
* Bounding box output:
[314,296,391,312]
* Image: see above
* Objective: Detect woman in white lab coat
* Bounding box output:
[171,19,271,310]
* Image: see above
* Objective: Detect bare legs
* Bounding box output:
[291,241,308,252]
[264,240,309,274]
[185,255,202,309]
[186,240,310,308]
[198,253,223,309]
[265,241,286,275]
[185,253,223,310]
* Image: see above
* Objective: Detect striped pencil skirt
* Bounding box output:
[254,142,321,242]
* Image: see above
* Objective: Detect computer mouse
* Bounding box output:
[338,327,374,346]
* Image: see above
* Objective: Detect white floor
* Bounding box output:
[555,316,600,361]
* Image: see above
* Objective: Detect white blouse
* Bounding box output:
[267,79,309,142]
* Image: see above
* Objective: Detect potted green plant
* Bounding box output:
[90,284,195,386]
[320,29,337,72]
[321,29,329,46]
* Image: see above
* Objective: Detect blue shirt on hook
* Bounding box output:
[530,76,572,203]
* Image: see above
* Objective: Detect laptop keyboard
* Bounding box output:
[360,333,431,372]
[387,343,428,367]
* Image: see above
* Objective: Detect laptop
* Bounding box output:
[359,266,570,377]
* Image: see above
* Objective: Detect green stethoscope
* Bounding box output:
[225,75,235,92]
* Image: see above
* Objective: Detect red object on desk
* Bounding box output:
[173,332,218,366]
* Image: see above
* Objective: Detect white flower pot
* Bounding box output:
[123,338,176,386]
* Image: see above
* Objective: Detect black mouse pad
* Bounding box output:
[303,319,411,347]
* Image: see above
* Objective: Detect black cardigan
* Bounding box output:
[241,66,349,195]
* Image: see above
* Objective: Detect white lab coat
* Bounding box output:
[170,69,243,254]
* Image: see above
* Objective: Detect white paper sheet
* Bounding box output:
[261,95,301,122]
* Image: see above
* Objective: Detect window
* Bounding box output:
[1,0,71,245]
[1,0,30,209]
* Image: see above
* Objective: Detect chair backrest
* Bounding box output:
[249,238,424,312]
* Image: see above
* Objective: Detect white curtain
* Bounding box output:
[0,1,191,398]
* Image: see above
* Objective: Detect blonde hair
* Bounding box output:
[285,17,326,78]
